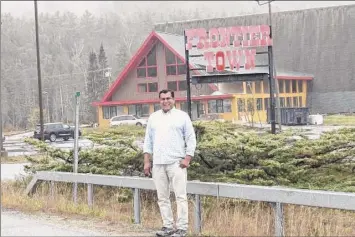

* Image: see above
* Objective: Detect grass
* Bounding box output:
[324,114,355,126]
[2,178,355,236]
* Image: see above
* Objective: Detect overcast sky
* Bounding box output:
[2,1,355,19]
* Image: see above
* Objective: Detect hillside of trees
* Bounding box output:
[1,5,261,130]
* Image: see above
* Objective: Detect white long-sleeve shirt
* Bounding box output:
[143,108,197,165]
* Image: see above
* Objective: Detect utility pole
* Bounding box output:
[256,0,280,134]
[267,1,282,132]
[73,91,80,204]
[34,0,44,140]
[0,1,8,158]
[0,64,4,157]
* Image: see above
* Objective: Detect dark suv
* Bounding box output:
[33,122,82,142]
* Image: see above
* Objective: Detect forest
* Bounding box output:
[1,4,260,130]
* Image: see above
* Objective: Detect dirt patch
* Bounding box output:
[2,208,155,236]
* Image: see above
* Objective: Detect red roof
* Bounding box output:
[93,94,234,106]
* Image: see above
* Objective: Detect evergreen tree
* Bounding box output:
[85,50,99,122]
[97,43,109,94]
[87,50,99,97]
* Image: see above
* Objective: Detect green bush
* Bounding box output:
[24,122,355,192]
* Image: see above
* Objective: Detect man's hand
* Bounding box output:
[144,162,151,176]
[180,155,192,169]
[143,153,151,176]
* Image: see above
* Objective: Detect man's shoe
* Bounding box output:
[156,227,175,236]
[171,229,187,237]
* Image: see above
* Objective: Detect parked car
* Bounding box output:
[33,122,82,142]
[109,115,148,127]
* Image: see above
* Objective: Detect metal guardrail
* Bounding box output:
[26,171,355,236]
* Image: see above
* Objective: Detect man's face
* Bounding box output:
[159,92,174,112]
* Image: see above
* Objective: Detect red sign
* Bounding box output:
[185,25,273,73]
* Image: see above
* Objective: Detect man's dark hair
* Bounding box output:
[159,89,174,98]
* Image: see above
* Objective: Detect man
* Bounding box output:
[143,89,196,237]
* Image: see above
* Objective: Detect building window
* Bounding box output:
[286,97,292,107]
[238,99,245,112]
[255,81,262,94]
[246,82,253,94]
[285,81,291,93]
[278,80,285,93]
[128,105,136,115]
[137,83,147,92]
[263,80,270,94]
[247,99,254,112]
[103,107,110,119]
[142,104,150,117]
[154,103,160,112]
[167,81,178,91]
[167,80,187,91]
[137,45,157,78]
[223,99,232,112]
[208,99,230,113]
[148,82,158,92]
[208,100,217,113]
[216,100,223,113]
[137,82,158,93]
[280,97,285,107]
[197,101,205,116]
[293,97,299,107]
[103,106,123,119]
[110,106,117,117]
[178,80,187,91]
[292,80,297,93]
[256,98,263,110]
[128,104,150,117]
[180,102,188,112]
[117,106,124,115]
[264,98,269,110]
[298,80,303,92]
[165,48,186,75]
[299,96,303,107]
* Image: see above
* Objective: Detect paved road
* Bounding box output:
[3,132,94,157]
[1,163,29,181]
[242,123,354,139]
[1,209,153,236]
[1,210,106,236]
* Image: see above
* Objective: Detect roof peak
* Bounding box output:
[155,31,183,37]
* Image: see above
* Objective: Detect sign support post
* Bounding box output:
[184,31,192,119]
[73,91,80,204]
[268,43,276,134]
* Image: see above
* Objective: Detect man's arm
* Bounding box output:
[184,113,196,159]
[143,117,153,175]
[143,117,153,161]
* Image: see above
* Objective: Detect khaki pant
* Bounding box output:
[152,161,188,230]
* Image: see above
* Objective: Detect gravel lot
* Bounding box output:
[1,209,154,236]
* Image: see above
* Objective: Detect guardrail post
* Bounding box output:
[133,188,141,224]
[194,194,202,234]
[87,184,94,207]
[50,181,55,199]
[25,177,40,196]
[73,182,78,204]
[273,202,284,237]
